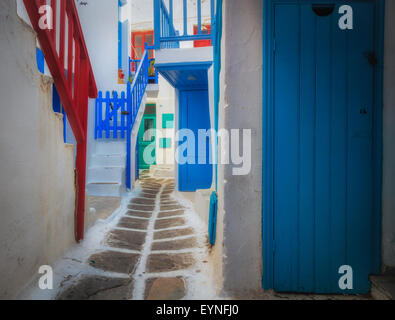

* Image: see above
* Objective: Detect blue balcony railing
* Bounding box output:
[154,0,215,49]
[130,58,158,85]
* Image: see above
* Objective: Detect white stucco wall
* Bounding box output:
[76,0,129,175]
[154,75,176,166]
[382,0,395,268]
[0,0,76,299]
[213,0,263,295]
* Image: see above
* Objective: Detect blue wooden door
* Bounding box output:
[273,1,378,293]
[179,90,212,191]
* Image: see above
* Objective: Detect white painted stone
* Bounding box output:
[0,0,76,299]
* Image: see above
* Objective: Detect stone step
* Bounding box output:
[87,182,123,197]
[88,166,124,184]
[91,154,126,167]
[370,269,395,300]
[95,140,126,155]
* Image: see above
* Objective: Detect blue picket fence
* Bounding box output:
[95,91,129,139]
[95,48,150,189]
[154,0,215,49]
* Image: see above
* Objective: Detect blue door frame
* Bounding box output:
[262,0,385,293]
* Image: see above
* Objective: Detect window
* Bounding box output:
[132,30,154,60]
[143,118,155,142]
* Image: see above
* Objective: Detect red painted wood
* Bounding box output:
[23,0,97,241]
[59,0,66,69]
[193,24,211,47]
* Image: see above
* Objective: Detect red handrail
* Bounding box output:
[23,0,98,241]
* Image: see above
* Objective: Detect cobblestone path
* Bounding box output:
[57,176,211,300]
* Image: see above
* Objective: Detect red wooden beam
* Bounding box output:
[23,0,97,241]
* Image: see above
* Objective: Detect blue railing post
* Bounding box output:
[98,91,103,139]
[105,91,111,139]
[211,0,216,42]
[183,0,188,36]
[154,0,161,50]
[126,80,131,189]
[169,0,173,29]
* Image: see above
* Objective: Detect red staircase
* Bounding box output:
[23,0,98,241]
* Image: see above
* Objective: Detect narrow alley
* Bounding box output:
[3,0,395,302]
[22,170,217,300]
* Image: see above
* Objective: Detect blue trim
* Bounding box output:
[262,0,385,290]
[154,0,214,48]
[213,0,223,190]
[155,61,212,70]
[36,48,45,74]
[118,21,122,70]
[156,62,213,90]
[208,191,218,245]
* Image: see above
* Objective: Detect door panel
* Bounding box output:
[273,2,375,293]
[178,90,212,191]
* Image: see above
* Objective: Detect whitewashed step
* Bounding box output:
[95,140,126,155]
[91,154,126,167]
[87,182,123,197]
[88,166,124,184]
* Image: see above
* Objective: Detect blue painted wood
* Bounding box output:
[178,90,212,192]
[153,0,213,47]
[183,0,187,36]
[270,0,380,294]
[36,48,45,74]
[197,0,202,35]
[298,5,315,292]
[213,0,222,191]
[136,132,140,181]
[155,62,212,91]
[208,191,218,245]
[105,91,111,139]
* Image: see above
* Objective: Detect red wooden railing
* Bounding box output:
[23,0,97,241]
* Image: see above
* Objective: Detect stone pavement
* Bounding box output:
[57,176,208,300]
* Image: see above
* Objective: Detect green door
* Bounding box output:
[138,114,156,170]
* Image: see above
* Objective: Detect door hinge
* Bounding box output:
[273,38,276,53]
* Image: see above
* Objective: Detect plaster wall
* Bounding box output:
[153,75,177,166]
[214,0,263,295]
[382,0,395,268]
[0,0,76,299]
[75,0,129,177]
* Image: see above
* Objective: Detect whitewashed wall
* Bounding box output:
[213,0,263,295]
[75,0,129,174]
[0,0,76,299]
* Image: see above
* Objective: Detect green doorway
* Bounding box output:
[138,104,157,170]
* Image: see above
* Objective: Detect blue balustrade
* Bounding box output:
[154,0,215,49]
[95,47,150,189]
